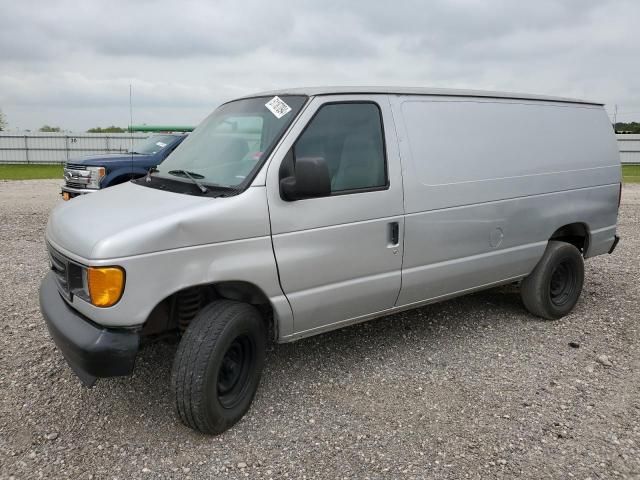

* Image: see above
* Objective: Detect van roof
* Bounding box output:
[239,86,602,106]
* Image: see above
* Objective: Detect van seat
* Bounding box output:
[332,133,384,191]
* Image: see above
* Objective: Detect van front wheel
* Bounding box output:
[171,300,266,434]
[520,240,584,320]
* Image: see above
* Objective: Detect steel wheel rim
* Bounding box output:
[216,335,255,409]
[549,260,577,307]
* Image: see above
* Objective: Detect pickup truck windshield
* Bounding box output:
[155,95,307,189]
[130,135,177,155]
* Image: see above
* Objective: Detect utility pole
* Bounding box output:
[613,104,618,131]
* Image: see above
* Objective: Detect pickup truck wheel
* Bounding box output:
[520,240,584,320]
[171,300,266,434]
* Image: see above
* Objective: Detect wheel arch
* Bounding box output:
[549,222,590,255]
[142,280,282,342]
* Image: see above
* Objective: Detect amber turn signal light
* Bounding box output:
[87,267,125,307]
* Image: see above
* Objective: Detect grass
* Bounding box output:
[0,164,63,180]
[0,163,639,183]
[623,164,640,183]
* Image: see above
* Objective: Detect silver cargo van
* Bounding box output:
[39,87,621,434]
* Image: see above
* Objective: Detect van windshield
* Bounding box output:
[155,95,307,189]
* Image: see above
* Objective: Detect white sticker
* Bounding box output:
[265,96,292,119]
[156,142,167,147]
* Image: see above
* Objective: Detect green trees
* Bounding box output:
[39,125,62,132]
[615,122,640,134]
[0,108,6,131]
[86,126,126,133]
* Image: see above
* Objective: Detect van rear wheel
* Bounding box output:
[171,300,266,434]
[520,240,584,320]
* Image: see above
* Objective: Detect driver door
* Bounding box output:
[265,95,405,338]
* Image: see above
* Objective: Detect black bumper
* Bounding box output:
[39,272,139,387]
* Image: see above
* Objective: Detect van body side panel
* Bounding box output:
[395,98,620,212]
[266,95,405,334]
[390,96,620,307]
[396,185,617,305]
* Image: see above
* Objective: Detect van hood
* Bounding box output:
[46,182,269,260]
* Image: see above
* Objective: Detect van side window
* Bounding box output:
[294,103,387,193]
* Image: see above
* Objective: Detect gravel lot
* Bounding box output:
[1,180,639,480]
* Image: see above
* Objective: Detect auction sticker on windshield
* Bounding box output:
[265,96,292,119]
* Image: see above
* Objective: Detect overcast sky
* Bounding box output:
[1,0,638,131]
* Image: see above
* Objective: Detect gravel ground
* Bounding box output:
[1,180,639,480]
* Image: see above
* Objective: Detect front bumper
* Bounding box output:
[61,185,98,198]
[39,271,139,387]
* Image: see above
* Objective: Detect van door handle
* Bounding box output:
[388,221,399,246]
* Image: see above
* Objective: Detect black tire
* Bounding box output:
[171,300,266,434]
[520,240,584,320]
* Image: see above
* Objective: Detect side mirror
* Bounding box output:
[280,155,331,201]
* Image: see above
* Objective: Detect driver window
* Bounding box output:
[294,103,387,193]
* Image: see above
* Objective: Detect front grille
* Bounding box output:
[65,163,87,170]
[48,245,71,299]
[63,165,93,189]
[47,244,86,301]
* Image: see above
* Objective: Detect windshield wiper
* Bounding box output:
[167,169,208,194]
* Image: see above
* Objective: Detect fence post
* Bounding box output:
[24,135,29,164]
[65,135,70,163]
[105,135,110,153]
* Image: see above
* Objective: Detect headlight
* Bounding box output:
[83,266,125,307]
[87,166,106,189]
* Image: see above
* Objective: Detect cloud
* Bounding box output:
[0,0,638,130]
[0,72,220,108]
